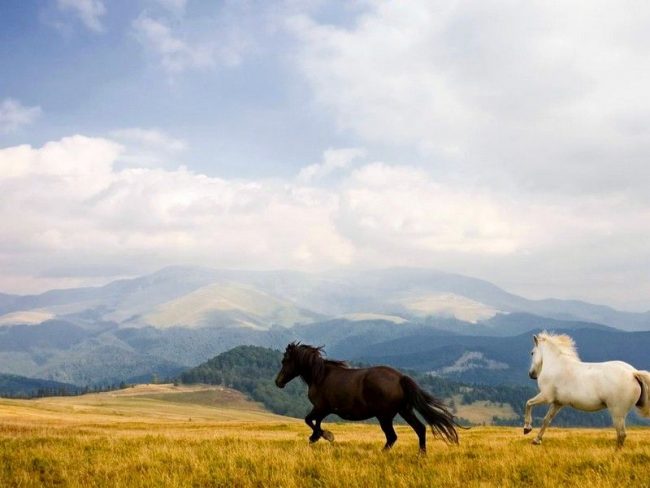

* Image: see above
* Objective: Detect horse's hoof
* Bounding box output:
[419,449,427,456]
[523,426,532,435]
[322,430,335,442]
[532,438,542,445]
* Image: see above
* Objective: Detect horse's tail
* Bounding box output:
[634,370,650,417]
[400,375,460,444]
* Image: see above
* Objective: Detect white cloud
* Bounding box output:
[133,12,247,74]
[1,135,649,308]
[336,163,524,256]
[133,16,214,73]
[297,147,365,182]
[110,127,187,153]
[109,127,186,166]
[289,0,650,197]
[57,0,106,32]
[0,136,353,292]
[110,128,186,152]
[0,135,119,185]
[0,99,42,133]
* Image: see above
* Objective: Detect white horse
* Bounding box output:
[524,331,650,448]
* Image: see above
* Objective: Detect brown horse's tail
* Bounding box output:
[634,370,650,417]
[400,376,460,444]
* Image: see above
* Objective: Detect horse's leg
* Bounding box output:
[305,408,322,443]
[378,415,397,451]
[532,402,562,445]
[523,392,547,434]
[400,408,427,454]
[611,413,627,449]
[314,414,334,442]
[306,408,334,443]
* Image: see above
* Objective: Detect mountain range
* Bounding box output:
[0,266,648,387]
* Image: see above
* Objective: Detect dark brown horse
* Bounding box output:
[274,342,460,453]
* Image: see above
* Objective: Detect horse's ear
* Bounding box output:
[533,335,539,346]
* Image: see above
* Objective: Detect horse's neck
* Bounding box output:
[542,348,578,378]
[298,368,314,386]
[298,362,323,386]
[299,361,331,386]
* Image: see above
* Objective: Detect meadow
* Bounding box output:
[1,385,650,487]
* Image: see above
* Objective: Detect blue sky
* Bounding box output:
[1,0,649,310]
[0,1,358,177]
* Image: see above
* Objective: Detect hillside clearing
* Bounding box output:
[0,383,280,424]
[453,398,518,424]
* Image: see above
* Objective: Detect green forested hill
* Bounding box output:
[180,345,311,417]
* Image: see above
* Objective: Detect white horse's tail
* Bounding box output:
[634,370,650,417]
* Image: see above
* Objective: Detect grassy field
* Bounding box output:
[1,385,650,487]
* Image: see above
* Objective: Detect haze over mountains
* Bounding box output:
[0,266,648,387]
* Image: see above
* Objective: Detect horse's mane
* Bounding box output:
[287,342,348,384]
[538,331,580,360]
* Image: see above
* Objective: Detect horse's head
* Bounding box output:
[275,342,301,388]
[529,334,543,379]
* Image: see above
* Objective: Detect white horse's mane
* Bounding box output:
[538,331,580,360]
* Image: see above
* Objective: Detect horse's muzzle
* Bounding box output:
[529,371,537,380]
[275,375,285,388]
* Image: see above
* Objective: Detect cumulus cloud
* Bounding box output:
[57,0,106,32]
[289,0,650,197]
[0,134,118,183]
[0,98,42,133]
[1,134,649,308]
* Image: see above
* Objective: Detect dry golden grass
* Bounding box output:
[0,384,275,425]
[1,387,650,487]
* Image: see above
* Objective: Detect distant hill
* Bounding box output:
[0,373,81,398]
[141,282,322,329]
